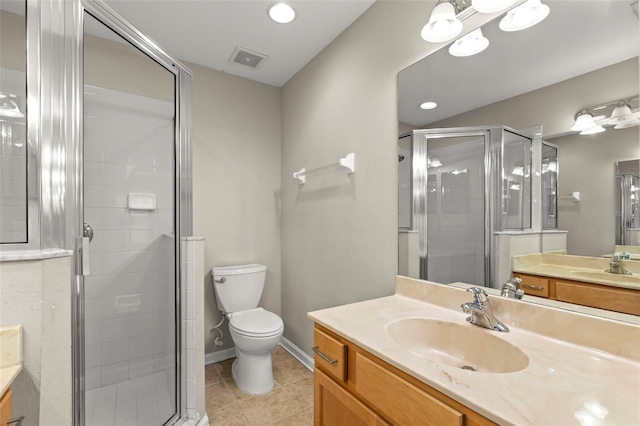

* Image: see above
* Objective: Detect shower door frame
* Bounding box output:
[61,1,193,425]
[411,126,504,288]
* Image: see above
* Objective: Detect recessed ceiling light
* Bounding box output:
[420,101,438,110]
[268,3,296,24]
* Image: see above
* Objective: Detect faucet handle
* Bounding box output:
[511,277,522,288]
[467,287,489,303]
[620,252,631,260]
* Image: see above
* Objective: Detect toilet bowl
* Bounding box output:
[228,308,284,394]
[212,264,284,395]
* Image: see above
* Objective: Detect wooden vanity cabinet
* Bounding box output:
[313,324,496,426]
[513,273,640,316]
[0,387,12,426]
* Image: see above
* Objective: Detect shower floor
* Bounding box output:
[85,372,174,426]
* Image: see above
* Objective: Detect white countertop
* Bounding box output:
[308,278,640,426]
[0,325,23,396]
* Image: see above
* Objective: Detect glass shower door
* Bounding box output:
[413,130,489,287]
[82,12,178,426]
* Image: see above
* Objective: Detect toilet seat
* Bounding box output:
[229,307,284,338]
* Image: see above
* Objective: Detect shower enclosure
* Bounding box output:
[2,0,193,424]
[400,126,535,287]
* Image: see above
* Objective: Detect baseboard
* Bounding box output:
[204,347,236,365]
[280,336,314,372]
[204,338,314,371]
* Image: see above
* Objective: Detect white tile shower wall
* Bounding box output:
[181,238,204,419]
[83,85,177,393]
[0,68,27,243]
[181,238,196,418]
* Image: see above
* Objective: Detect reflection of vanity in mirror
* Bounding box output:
[397,1,639,319]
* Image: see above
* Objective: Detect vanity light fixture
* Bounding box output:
[499,0,550,32]
[420,101,438,110]
[267,3,296,24]
[421,0,464,43]
[448,28,489,56]
[472,0,520,14]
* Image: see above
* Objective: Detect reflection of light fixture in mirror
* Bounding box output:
[0,94,25,118]
[571,97,640,134]
[450,168,467,175]
[512,165,524,176]
[420,101,438,110]
[421,1,463,43]
[608,101,640,129]
[499,0,550,32]
[510,184,520,190]
[542,161,557,173]
[448,28,489,56]
[267,3,296,24]
[427,157,442,168]
[472,0,519,13]
[571,110,605,134]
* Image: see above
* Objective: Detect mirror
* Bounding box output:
[616,159,640,248]
[398,1,639,320]
[0,0,27,244]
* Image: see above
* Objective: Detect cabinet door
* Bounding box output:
[355,353,464,426]
[555,280,640,316]
[314,369,388,426]
[0,388,12,426]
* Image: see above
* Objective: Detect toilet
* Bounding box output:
[212,264,284,395]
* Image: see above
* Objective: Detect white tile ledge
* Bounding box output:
[0,249,72,262]
[183,236,205,241]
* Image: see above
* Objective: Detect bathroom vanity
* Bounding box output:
[512,253,640,315]
[308,277,640,425]
[312,324,493,425]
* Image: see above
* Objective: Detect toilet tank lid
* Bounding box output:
[212,264,266,276]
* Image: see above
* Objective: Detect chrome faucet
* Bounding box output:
[501,277,524,300]
[605,254,632,275]
[461,287,509,332]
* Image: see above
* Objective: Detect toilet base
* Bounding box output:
[232,350,275,395]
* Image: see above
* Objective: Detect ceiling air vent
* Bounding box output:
[229,47,268,69]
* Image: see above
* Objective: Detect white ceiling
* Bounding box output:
[399,1,640,126]
[103,0,375,87]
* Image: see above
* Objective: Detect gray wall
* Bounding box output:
[189,61,282,355]
[556,127,639,257]
[280,1,501,355]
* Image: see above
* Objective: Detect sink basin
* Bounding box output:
[570,271,640,284]
[386,318,529,373]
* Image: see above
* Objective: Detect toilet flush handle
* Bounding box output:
[215,277,226,283]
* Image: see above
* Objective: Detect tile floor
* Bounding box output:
[206,346,314,425]
[85,372,174,425]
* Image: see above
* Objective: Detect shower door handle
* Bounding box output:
[75,236,91,276]
[83,222,94,242]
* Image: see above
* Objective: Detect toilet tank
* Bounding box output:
[212,264,266,313]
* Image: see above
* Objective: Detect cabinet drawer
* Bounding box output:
[516,274,549,298]
[355,353,464,426]
[555,280,640,316]
[314,327,347,382]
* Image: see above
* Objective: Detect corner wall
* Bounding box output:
[0,255,72,426]
[188,62,282,356]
